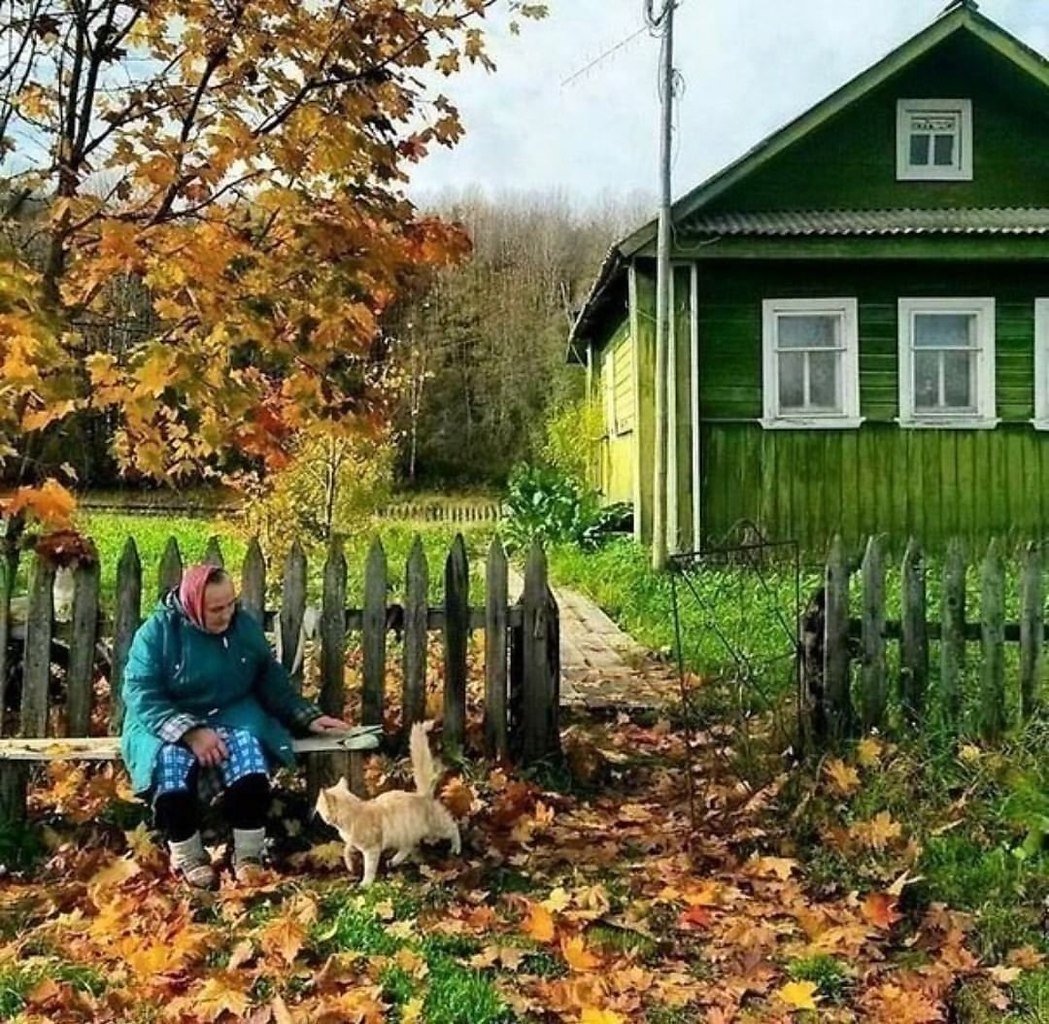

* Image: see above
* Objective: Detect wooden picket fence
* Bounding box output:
[0,533,560,818]
[804,534,1045,748]
[374,501,503,524]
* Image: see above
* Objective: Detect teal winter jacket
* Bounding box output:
[120,593,322,794]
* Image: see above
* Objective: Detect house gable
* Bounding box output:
[617,5,1049,258]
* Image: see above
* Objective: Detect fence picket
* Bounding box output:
[521,541,560,763]
[110,539,142,734]
[312,537,349,795]
[402,537,428,745]
[1020,541,1043,723]
[860,535,886,732]
[203,536,224,568]
[0,548,17,738]
[66,561,100,736]
[941,539,966,731]
[362,538,387,729]
[157,537,183,600]
[981,539,1006,743]
[823,535,851,742]
[21,557,55,739]
[443,534,469,757]
[280,541,307,690]
[240,538,266,625]
[484,536,509,760]
[900,539,928,726]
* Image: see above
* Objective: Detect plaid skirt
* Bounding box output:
[153,727,269,803]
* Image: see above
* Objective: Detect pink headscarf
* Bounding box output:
[178,564,221,631]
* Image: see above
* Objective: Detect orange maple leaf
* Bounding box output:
[862,892,903,930]
[678,905,713,930]
[522,902,556,943]
[580,1009,625,1024]
[824,758,861,797]
[5,479,76,528]
[260,913,307,965]
[561,935,601,972]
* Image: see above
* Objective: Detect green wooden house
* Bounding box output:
[569,1,1049,554]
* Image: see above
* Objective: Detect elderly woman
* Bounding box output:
[120,564,348,888]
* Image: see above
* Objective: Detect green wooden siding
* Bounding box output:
[706,33,1049,214]
[591,320,635,506]
[701,422,1049,554]
[672,264,694,551]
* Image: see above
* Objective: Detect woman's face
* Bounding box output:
[203,578,237,634]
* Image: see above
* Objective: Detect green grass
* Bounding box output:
[0,959,106,1020]
[786,955,852,1004]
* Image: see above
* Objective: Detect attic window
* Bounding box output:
[897,99,972,181]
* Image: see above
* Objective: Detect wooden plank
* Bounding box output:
[110,539,142,735]
[860,535,886,733]
[521,541,560,764]
[279,540,307,690]
[21,557,55,738]
[1020,541,1043,722]
[203,536,224,568]
[66,561,100,736]
[361,537,387,729]
[0,730,383,760]
[900,538,928,727]
[443,534,469,757]
[508,601,524,762]
[402,536,428,744]
[484,536,509,760]
[157,537,183,601]
[240,537,266,625]
[980,538,1006,743]
[940,538,966,732]
[823,534,852,743]
[310,537,349,798]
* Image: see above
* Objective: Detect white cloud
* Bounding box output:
[407,0,1044,207]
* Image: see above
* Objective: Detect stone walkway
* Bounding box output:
[508,569,679,711]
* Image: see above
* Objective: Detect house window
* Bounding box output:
[898,298,996,428]
[761,298,861,429]
[1035,300,1049,429]
[896,99,973,181]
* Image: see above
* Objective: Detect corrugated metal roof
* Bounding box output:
[680,207,1049,237]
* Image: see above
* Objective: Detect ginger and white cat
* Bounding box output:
[314,721,461,885]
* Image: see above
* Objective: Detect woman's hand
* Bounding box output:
[308,715,350,735]
[183,726,228,767]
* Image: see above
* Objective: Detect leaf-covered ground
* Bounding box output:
[3,690,1044,1024]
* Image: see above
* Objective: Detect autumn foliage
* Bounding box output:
[0,0,545,519]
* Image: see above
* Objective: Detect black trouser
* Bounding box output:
[153,772,270,843]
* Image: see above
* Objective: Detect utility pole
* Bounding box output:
[651,0,676,571]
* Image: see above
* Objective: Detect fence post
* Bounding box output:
[0,543,19,738]
[362,537,387,730]
[823,535,852,743]
[860,535,886,733]
[443,534,469,758]
[981,539,1006,743]
[521,541,561,765]
[110,539,142,734]
[941,538,966,733]
[1020,541,1043,723]
[484,536,509,760]
[203,536,224,568]
[157,537,183,600]
[402,537,428,747]
[21,555,55,739]
[311,537,350,798]
[900,538,928,727]
[240,537,266,625]
[66,559,101,737]
[279,540,307,691]
[508,598,524,762]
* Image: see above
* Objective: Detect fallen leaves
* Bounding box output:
[862,892,903,931]
[777,980,820,1011]
[824,758,861,797]
[522,901,557,943]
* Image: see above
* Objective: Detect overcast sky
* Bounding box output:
[407,0,1047,209]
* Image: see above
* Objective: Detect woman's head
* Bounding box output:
[179,565,237,634]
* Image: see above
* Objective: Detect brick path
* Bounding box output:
[508,569,679,711]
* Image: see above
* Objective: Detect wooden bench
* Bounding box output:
[0,727,382,821]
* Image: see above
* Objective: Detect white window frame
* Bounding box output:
[896,99,973,181]
[761,298,862,430]
[897,297,997,429]
[1034,300,1049,429]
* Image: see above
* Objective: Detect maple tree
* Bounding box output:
[0,0,546,526]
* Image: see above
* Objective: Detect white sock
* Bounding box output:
[168,832,207,870]
[233,827,266,863]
